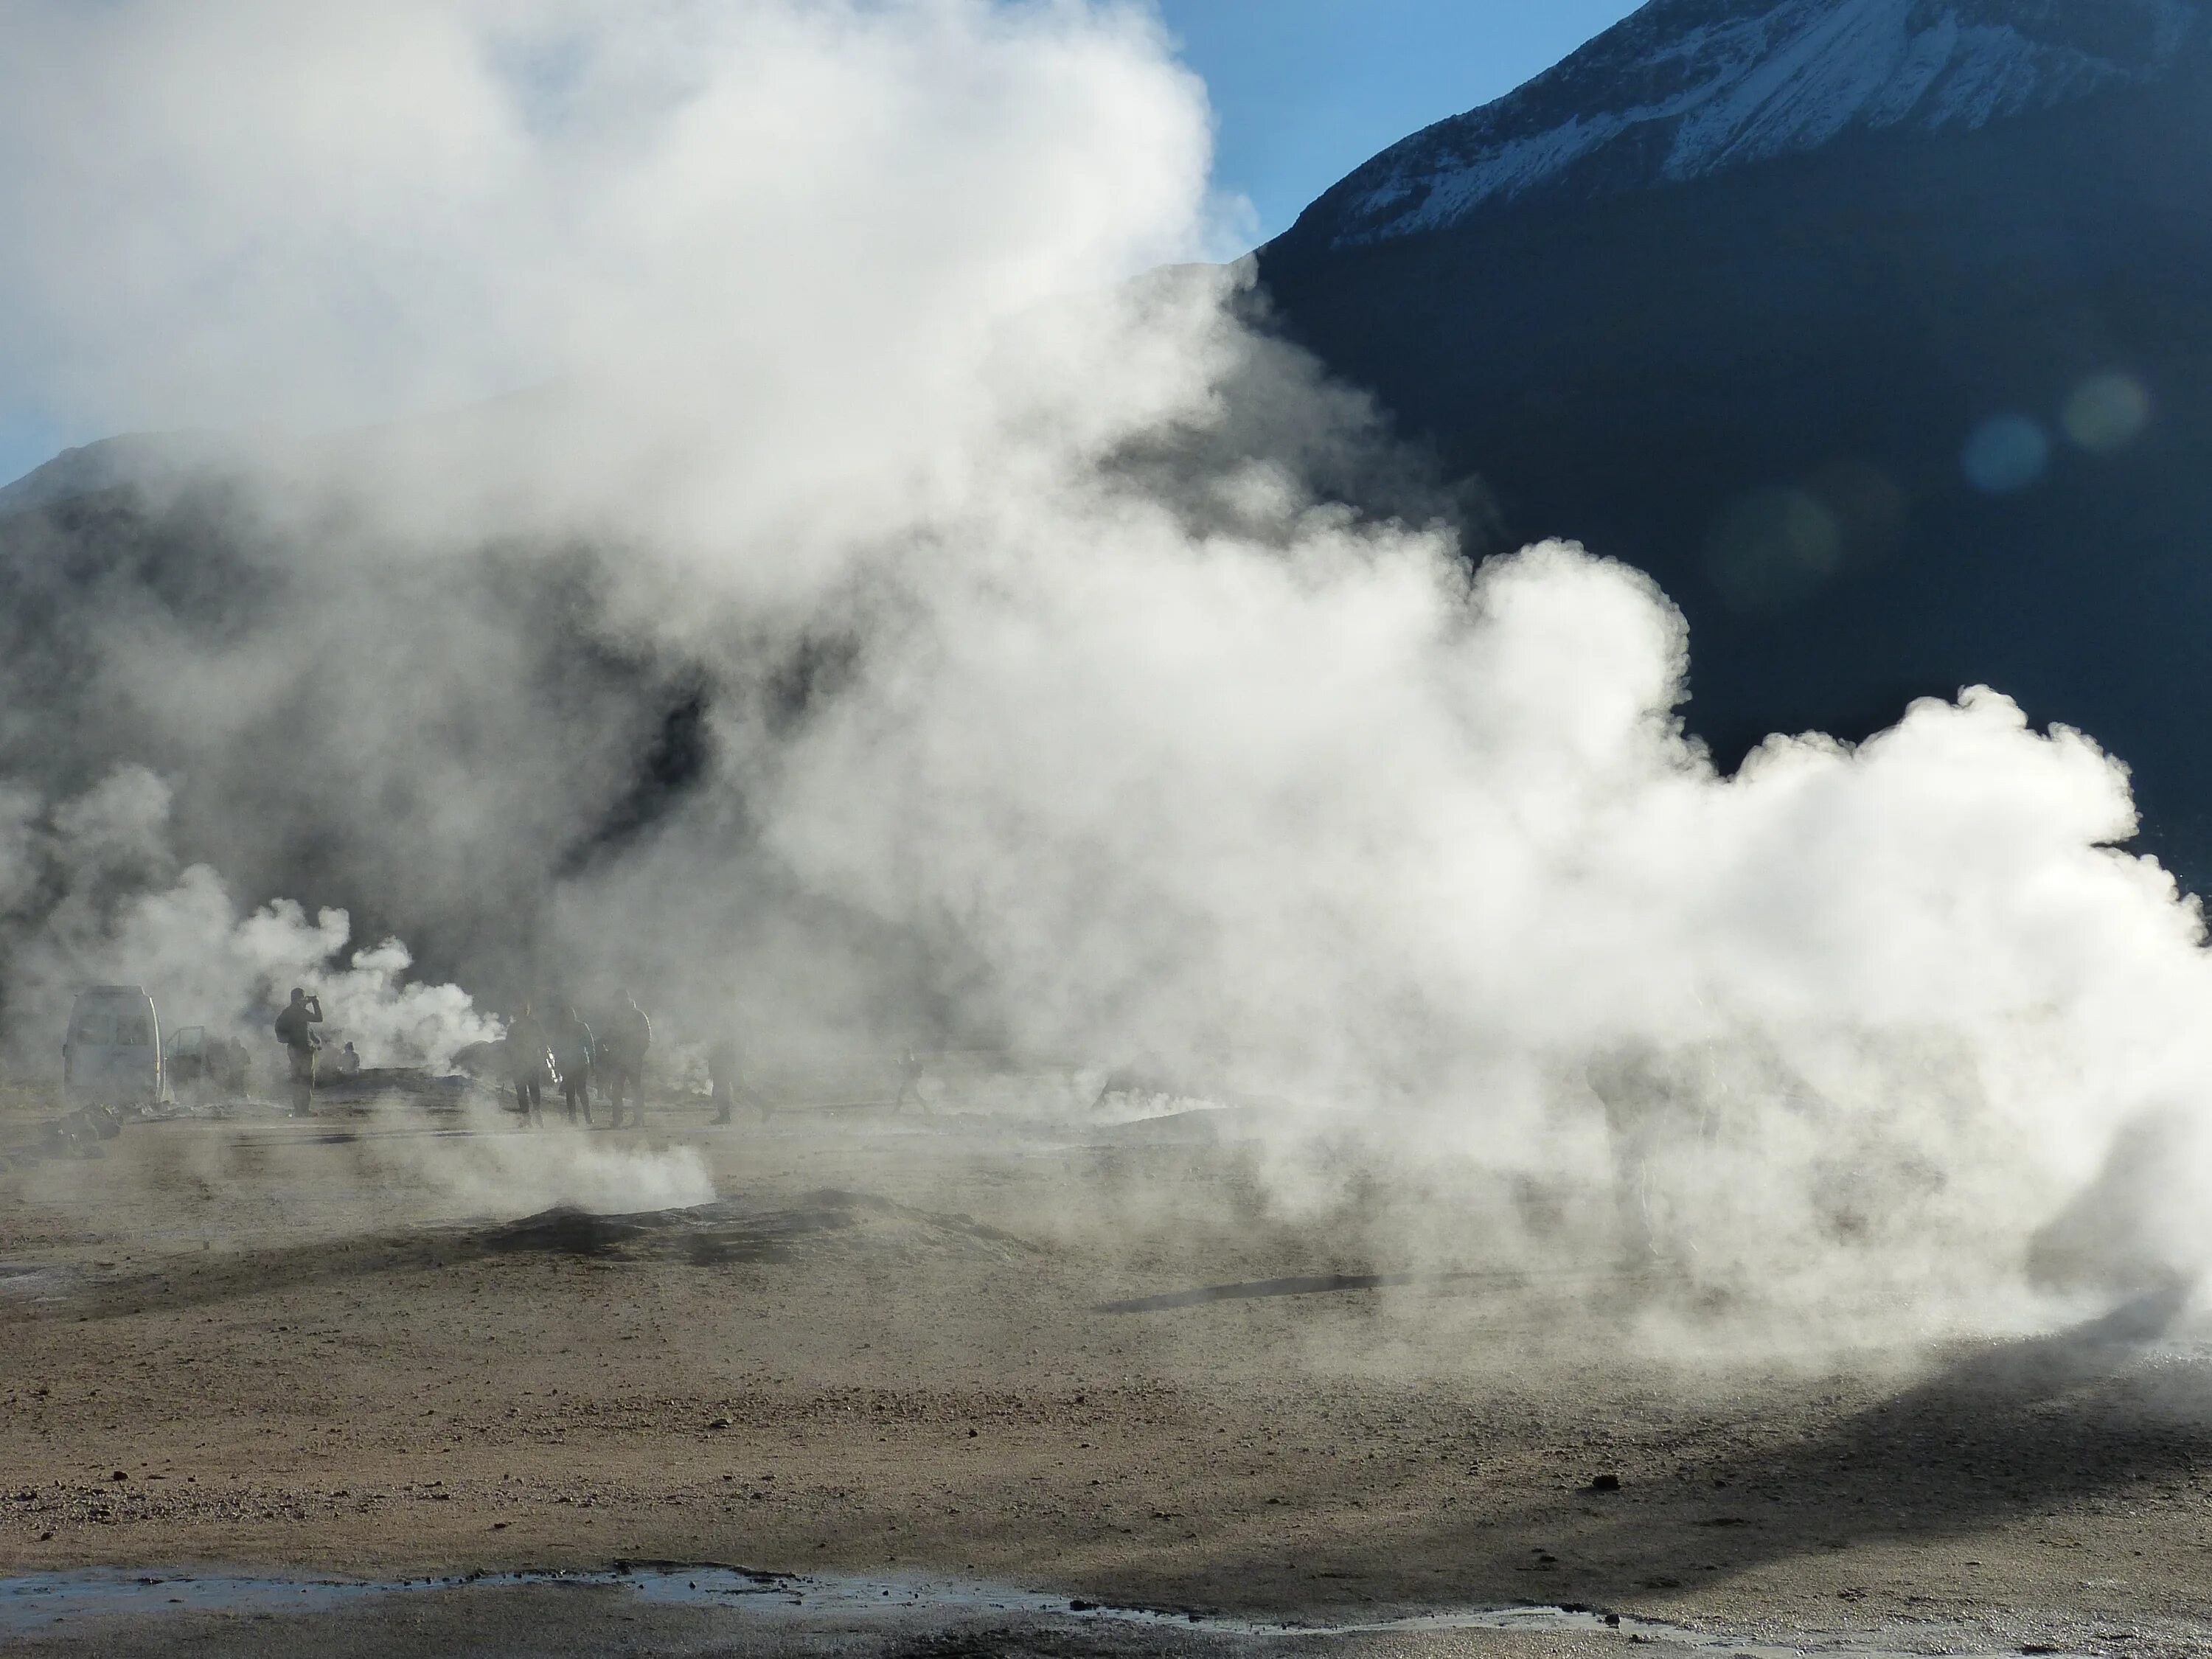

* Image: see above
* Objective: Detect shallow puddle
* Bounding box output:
[0,1565,2073,1655]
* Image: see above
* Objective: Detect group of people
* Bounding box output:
[271,984,658,1127]
[269,981,776,1128]
[504,993,654,1129]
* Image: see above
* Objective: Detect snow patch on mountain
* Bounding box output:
[1304,0,2202,246]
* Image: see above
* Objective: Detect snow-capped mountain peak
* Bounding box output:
[1296,0,2203,247]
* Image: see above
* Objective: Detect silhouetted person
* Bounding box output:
[553,1006,595,1126]
[894,1044,928,1113]
[335,1040,362,1079]
[602,992,653,1128]
[508,1002,549,1127]
[707,1034,741,1125]
[273,988,322,1117]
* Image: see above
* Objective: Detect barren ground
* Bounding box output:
[3,1082,2210,1656]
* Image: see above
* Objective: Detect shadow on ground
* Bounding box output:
[1165,1283,2212,1613]
[0,1189,1041,1324]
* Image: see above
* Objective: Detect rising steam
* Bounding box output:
[0,0,2207,1320]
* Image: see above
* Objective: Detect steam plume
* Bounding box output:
[0,0,2206,1318]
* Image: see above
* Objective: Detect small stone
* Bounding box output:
[111,1471,127,1482]
[1588,1473,1621,1493]
[1069,1599,1097,1612]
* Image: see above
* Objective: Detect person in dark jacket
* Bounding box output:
[552,1006,595,1125]
[272,988,322,1117]
[507,1002,550,1127]
[601,992,653,1128]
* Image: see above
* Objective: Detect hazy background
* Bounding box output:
[0,0,2207,1335]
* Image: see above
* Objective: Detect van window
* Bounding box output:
[70,1008,152,1046]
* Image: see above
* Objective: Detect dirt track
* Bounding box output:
[4,1088,2211,1656]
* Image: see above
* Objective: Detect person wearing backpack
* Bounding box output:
[272,988,322,1117]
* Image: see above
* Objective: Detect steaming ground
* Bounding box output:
[7,1088,2212,1657]
[7,3,2212,1653]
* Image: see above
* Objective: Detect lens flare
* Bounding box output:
[2062,372,2152,455]
[1961,414,2051,495]
[1703,485,1843,613]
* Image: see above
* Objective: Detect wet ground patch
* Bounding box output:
[0,1565,2083,1656]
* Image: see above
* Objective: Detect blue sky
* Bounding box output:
[1156,0,1644,244]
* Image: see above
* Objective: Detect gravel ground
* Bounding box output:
[4,1085,2210,1656]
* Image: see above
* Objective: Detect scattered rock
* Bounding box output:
[1069,1599,1097,1612]
[1587,1472,1621,1492]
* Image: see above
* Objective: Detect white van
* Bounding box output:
[63,984,164,1106]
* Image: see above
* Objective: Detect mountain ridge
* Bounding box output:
[1291,0,2205,250]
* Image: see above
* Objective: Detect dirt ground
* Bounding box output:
[4,1081,2211,1657]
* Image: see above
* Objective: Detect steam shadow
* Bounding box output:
[1411,1281,2212,1603]
[0,1196,874,1322]
[1096,1271,1495,1313]
[1002,1284,2212,1619]
[1,1189,1042,1324]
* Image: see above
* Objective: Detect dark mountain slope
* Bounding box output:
[1258,34,2212,882]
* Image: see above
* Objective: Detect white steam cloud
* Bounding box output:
[0,765,499,1069]
[0,0,2207,1326]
